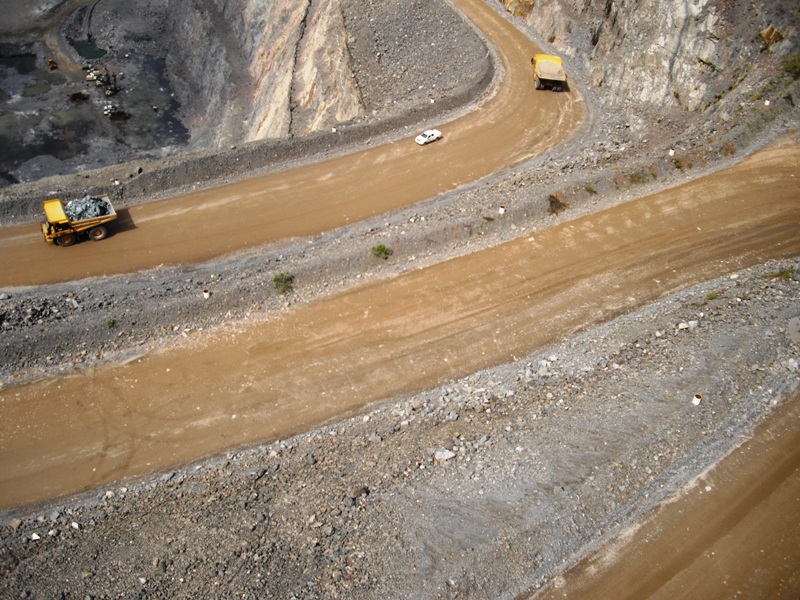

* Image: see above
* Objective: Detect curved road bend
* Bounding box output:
[0,0,583,287]
[1,136,798,509]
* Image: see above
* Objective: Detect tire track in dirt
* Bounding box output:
[1,136,798,510]
[0,0,583,287]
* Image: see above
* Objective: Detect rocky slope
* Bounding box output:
[1,0,799,597]
[1,259,798,599]
[509,0,797,109]
[0,0,492,218]
[0,0,491,188]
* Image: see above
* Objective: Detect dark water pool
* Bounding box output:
[69,38,107,60]
[0,54,37,75]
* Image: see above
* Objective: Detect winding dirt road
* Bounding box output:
[1,135,799,509]
[1,2,800,596]
[0,0,582,287]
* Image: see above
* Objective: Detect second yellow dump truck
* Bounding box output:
[41,195,118,246]
[531,54,567,91]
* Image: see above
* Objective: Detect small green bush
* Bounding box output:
[585,184,597,195]
[764,267,795,280]
[272,272,295,294]
[629,171,648,185]
[705,291,719,301]
[673,156,691,170]
[372,244,393,260]
[106,318,116,329]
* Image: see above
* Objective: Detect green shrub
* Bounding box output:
[705,291,719,301]
[106,318,116,329]
[372,244,393,260]
[629,171,648,185]
[673,156,691,170]
[272,272,295,294]
[585,184,597,195]
[764,267,795,280]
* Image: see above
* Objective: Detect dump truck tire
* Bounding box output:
[88,226,108,241]
[56,233,78,247]
[534,75,543,90]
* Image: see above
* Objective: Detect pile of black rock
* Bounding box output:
[63,195,112,221]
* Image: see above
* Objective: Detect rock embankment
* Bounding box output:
[1,0,799,597]
[1,260,798,598]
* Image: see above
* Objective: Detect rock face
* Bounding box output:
[161,0,361,144]
[196,0,363,141]
[77,0,488,147]
[290,0,364,136]
[505,0,799,111]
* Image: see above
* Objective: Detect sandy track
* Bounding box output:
[533,393,800,600]
[0,0,582,288]
[1,136,798,509]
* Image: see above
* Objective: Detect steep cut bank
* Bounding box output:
[160,0,488,144]
[507,0,798,109]
[0,0,490,191]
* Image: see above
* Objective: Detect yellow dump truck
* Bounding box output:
[531,54,567,91]
[41,195,118,246]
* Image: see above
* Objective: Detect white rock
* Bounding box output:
[434,449,456,462]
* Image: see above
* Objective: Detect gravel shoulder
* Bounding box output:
[1,0,800,598]
[1,259,798,598]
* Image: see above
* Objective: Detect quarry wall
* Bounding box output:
[502,0,798,111]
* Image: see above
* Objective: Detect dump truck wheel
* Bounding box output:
[88,226,108,241]
[56,233,77,247]
[534,75,542,90]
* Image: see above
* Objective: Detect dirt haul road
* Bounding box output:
[533,392,800,600]
[1,136,799,509]
[0,0,581,288]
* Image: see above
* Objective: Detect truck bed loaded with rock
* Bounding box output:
[41,195,118,246]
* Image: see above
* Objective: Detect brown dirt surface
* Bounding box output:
[2,135,799,508]
[1,0,800,598]
[0,0,582,287]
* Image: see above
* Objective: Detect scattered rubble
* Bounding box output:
[1,260,797,598]
[0,0,798,597]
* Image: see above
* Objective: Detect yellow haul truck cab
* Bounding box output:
[41,195,117,246]
[531,54,567,91]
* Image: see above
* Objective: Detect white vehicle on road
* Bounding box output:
[415,129,442,145]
